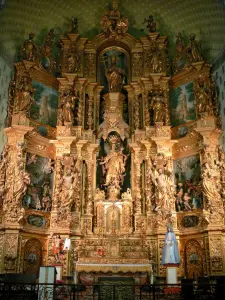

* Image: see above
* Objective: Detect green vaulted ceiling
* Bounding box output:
[0,0,225,63]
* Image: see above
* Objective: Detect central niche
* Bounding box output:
[98,47,129,90]
[98,47,130,126]
[97,131,131,199]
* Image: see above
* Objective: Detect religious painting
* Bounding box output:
[27,215,46,228]
[181,215,199,228]
[174,154,202,211]
[170,81,196,126]
[30,80,58,127]
[22,154,54,211]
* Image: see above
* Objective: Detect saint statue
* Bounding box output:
[52,235,64,262]
[44,28,55,48]
[196,76,212,116]
[105,55,125,92]
[58,89,76,125]
[161,226,180,265]
[144,15,156,33]
[14,76,34,115]
[100,137,127,189]
[100,0,128,38]
[70,17,78,34]
[150,89,165,123]
[21,33,38,61]
[186,33,203,63]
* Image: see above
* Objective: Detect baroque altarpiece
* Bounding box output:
[0,1,225,283]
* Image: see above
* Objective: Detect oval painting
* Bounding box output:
[181,215,199,228]
[27,215,46,228]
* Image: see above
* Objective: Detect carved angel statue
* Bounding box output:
[104,55,125,92]
[115,17,128,35]
[21,33,38,61]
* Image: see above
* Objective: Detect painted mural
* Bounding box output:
[23,154,54,211]
[174,154,202,211]
[30,80,58,127]
[170,81,196,126]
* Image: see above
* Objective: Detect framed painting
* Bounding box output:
[169,81,196,127]
[30,80,58,127]
[174,154,203,211]
[23,154,53,211]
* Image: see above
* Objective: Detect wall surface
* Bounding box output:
[212,47,225,149]
[0,0,225,62]
[0,56,11,154]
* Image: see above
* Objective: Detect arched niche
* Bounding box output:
[23,238,42,274]
[106,205,121,233]
[184,239,205,278]
[97,46,130,88]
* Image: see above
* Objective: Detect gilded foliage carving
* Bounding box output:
[132,52,144,77]
[4,234,19,272]
[3,143,30,224]
[209,237,223,273]
[185,239,206,278]
[84,53,96,77]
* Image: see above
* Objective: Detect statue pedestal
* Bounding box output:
[165,265,179,284]
[98,92,129,140]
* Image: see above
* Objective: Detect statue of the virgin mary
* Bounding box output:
[161,225,180,265]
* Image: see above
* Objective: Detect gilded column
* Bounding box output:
[133,90,141,130]
[82,144,99,234]
[86,83,97,130]
[130,144,145,233]
[95,86,104,130]
[2,127,32,272]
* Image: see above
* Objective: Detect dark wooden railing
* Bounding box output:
[0,282,225,300]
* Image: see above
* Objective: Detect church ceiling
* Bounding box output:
[0,0,225,62]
